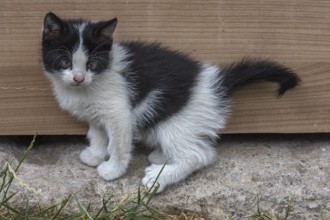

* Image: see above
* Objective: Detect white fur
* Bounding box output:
[133,89,162,128]
[140,64,230,192]
[79,124,108,166]
[147,148,169,165]
[47,39,134,181]
[45,24,230,192]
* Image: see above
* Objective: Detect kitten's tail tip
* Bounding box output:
[222,58,301,96]
[276,71,301,97]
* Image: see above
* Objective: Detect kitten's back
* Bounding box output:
[120,42,203,128]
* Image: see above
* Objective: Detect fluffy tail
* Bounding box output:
[221,59,300,96]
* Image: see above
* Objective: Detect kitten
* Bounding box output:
[41,12,300,193]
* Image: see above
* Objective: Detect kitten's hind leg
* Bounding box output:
[142,131,218,193]
[80,125,108,167]
[142,146,217,193]
[148,149,169,165]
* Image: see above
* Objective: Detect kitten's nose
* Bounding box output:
[73,72,85,84]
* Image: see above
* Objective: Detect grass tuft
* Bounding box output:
[249,197,294,220]
[0,136,207,220]
[1,136,305,220]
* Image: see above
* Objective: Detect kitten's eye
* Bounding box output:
[61,59,71,69]
[87,61,97,70]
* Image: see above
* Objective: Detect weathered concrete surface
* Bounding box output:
[0,135,330,219]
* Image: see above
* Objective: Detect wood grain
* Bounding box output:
[0,0,329,135]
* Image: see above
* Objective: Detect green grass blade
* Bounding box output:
[0,164,9,192]
[1,136,36,203]
[51,194,72,219]
[23,198,30,219]
[15,135,37,172]
[145,185,159,207]
[140,200,164,219]
[147,163,166,195]
[94,197,112,218]
[57,212,85,220]
[137,185,142,205]
[1,192,17,207]
[75,197,94,220]
[1,166,14,205]
[1,202,21,215]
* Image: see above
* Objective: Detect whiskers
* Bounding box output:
[44,46,72,70]
[45,46,71,60]
[89,50,110,69]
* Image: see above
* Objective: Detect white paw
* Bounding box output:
[97,160,127,181]
[142,164,168,193]
[79,147,105,167]
[148,150,168,165]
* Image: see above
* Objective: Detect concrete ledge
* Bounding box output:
[0,135,329,219]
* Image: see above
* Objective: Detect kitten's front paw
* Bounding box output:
[142,164,168,193]
[79,147,105,167]
[97,161,127,181]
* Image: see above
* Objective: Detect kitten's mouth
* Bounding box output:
[70,82,86,87]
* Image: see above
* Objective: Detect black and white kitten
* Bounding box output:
[41,12,300,193]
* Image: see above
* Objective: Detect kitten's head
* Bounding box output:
[42,12,117,87]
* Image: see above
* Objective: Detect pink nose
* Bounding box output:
[73,72,85,84]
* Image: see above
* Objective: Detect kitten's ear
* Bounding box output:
[43,12,66,41]
[95,18,118,40]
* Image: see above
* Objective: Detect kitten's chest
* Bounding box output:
[55,89,112,122]
[55,87,132,126]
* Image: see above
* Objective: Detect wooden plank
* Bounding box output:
[0,0,329,135]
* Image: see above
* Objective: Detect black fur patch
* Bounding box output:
[121,42,201,129]
[82,21,115,74]
[221,58,300,96]
[42,14,114,74]
[42,14,82,73]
